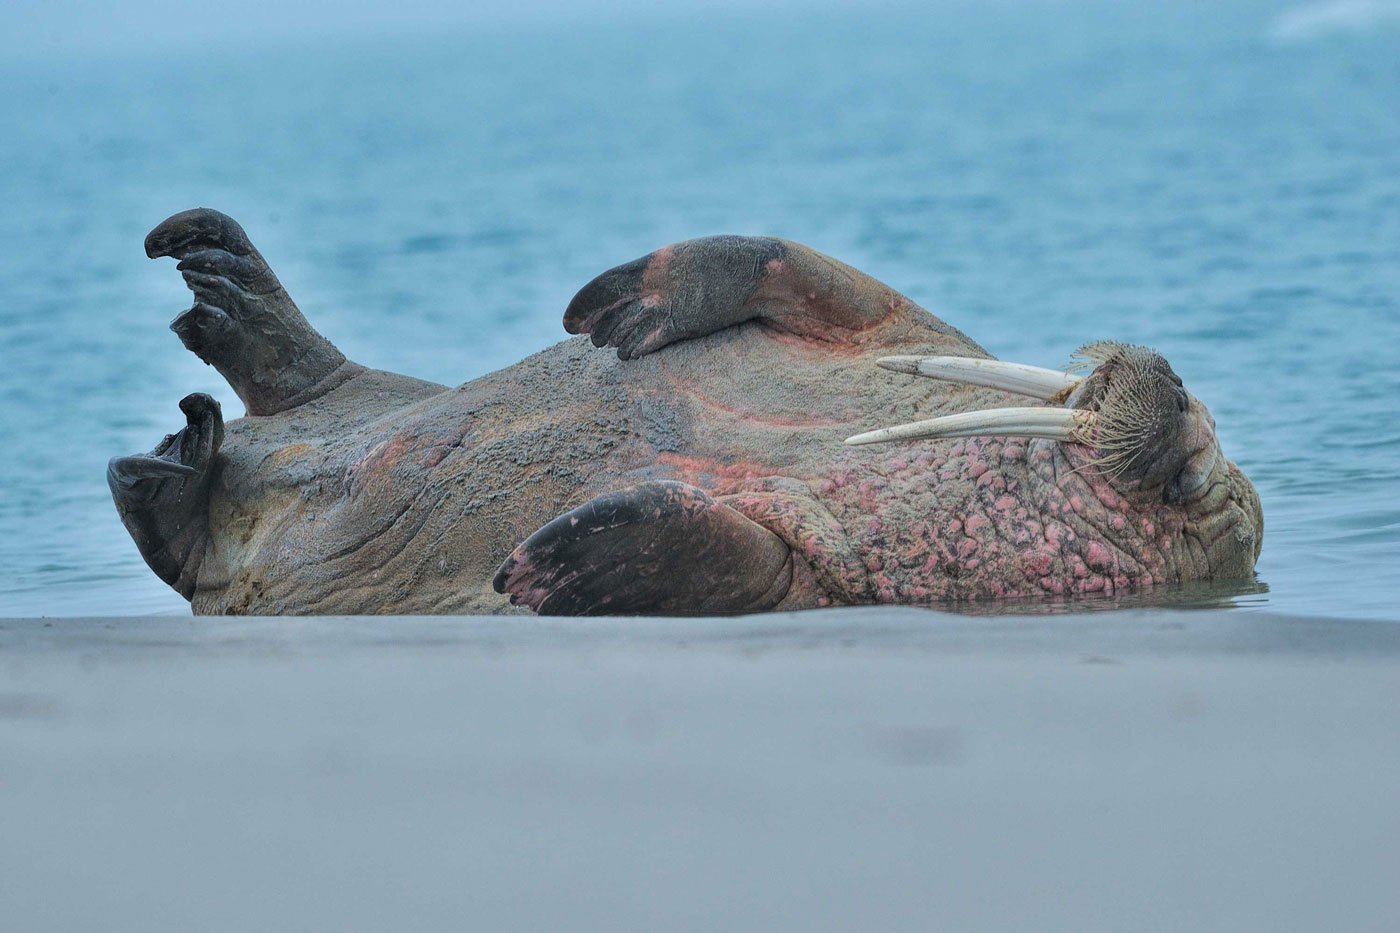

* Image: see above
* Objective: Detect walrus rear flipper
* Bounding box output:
[565,236,976,360]
[146,208,360,416]
[107,393,224,600]
[493,481,793,616]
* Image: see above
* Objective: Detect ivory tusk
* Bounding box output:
[845,407,1097,446]
[877,356,1080,400]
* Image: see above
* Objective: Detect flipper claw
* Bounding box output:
[177,248,280,296]
[145,208,256,260]
[106,455,197,489]
[170,302,236,361]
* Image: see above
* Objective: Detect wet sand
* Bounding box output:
[2,608,1398,931]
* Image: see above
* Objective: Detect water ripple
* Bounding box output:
[1,7,1397,619]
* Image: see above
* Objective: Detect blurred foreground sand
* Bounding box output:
[3,608,1397,932]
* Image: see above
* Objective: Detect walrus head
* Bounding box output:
[847,343,1263,583]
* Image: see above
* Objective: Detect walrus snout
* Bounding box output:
[1063,341,1184,415]
[846,342,1235,499]
[1062,342,1212,491]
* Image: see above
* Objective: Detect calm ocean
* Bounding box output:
[1,2,1396,618]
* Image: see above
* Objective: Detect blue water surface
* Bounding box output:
[0,1,1396,618]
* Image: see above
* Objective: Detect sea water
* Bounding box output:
[0,1,1396,618]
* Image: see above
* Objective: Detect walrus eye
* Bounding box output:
[845,356,1097,446]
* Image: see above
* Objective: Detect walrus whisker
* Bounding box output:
[844,408,1097,446]
[877,356,1081,401]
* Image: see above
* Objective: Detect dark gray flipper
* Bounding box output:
[107,393,224,599]
[492,481,793,616]
[564,236,942,360]
[146,208,359,415]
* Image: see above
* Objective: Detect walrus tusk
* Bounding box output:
[845,407,1097,446]
[877,356,1080,400]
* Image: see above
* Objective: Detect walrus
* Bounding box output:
[108,208,1262,615]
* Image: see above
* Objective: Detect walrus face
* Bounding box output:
[1063,342,1219,500]
[848,344,1263,583]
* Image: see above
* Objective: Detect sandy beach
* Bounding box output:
[2,608,1397,931]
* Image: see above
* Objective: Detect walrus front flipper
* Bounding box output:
[565,236,968,360]
[493,481,793,616]
[107,393,224,600]
[146,208,359,415]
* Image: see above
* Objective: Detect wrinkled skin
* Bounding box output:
[110,209,1262,615]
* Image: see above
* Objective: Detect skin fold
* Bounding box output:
[110,209,1263,615]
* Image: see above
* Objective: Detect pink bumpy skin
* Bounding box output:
[809,344,1262,605]
[821,433,1260,604]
